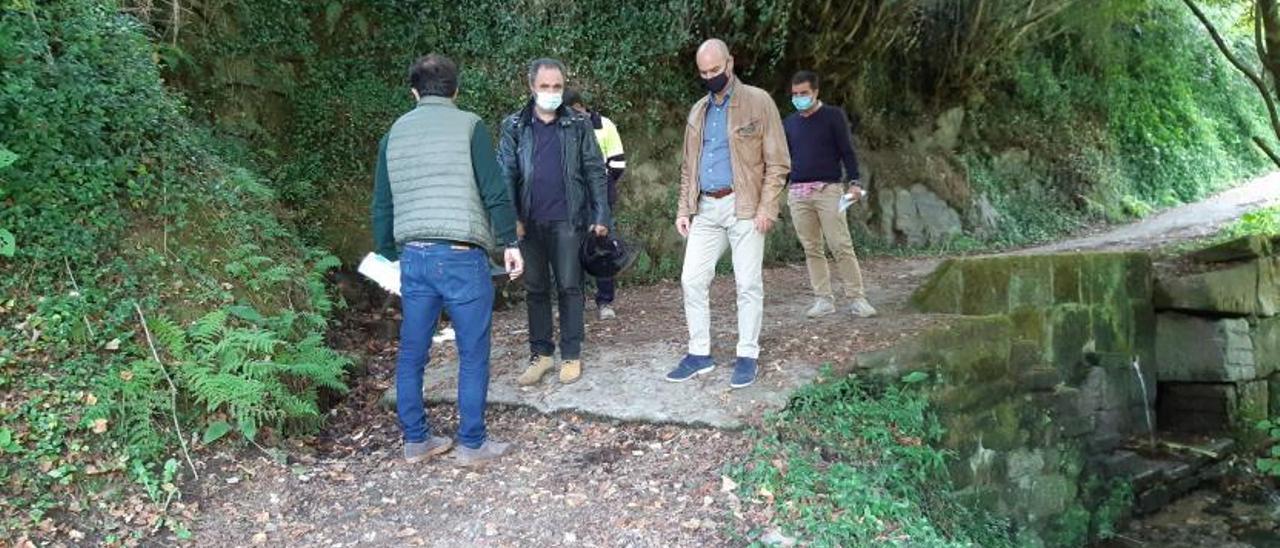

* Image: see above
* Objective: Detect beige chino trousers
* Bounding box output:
[788,184,865,300]
[681,194,765,359]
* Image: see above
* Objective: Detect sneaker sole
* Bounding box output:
[729,377,756,389]
[665,365,715,383]
[455,453,507,468]
[404,440,454,464]
[806,308,836,318]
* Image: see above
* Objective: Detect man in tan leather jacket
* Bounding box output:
[665,39,790,389]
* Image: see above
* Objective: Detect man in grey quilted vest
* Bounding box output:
[499,58,612,387]
[370,54,523,466]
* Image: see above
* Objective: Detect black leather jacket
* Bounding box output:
[498,100,611,230]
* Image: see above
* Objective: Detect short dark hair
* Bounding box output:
[408,54,459,98]
[791,70,820,89]
[563,88,585,108]
[527,58,566,87]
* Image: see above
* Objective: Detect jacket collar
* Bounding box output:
[706,77,738,108]
[416,95,457,108]
[517,98,576,128]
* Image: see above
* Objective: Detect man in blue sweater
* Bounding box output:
[783,70,876,318]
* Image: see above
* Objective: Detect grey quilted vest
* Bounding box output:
[386,96,494,251]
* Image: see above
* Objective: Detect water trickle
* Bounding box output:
[1132,357,1156,449]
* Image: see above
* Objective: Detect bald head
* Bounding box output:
[695,39,734,82]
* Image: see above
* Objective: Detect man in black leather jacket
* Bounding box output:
[499,57,611,386]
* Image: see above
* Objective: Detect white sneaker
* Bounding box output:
[850,297,878,318]
[598,305,616,320]
[805,298,836,318]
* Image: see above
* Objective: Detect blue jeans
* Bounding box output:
[394,243,494,449]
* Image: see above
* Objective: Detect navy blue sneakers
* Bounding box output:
[665,354,715,382]
[730,357,758,389]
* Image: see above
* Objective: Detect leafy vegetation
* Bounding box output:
[0,2,346,542]
[729,371,1014,547]
[133,0,1275,268]
[2,0,1277,543]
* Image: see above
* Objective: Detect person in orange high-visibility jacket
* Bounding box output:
[565,89,626,320]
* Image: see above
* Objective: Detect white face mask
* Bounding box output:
[535,92,563,112]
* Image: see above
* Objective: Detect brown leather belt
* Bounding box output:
[703,187,734,199]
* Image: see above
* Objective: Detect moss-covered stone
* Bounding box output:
[1154,261,1259,316]
[1240,380,1269,423]
[962,258,1012,315]
[1053,255,1084,304]
[1123,253,1153,301]
[1090,302,1134,356]
[1082,254,1128,305]
[1254,317,1280,378]
[1131,299,1158,369]
[983,401,1029,451]
[1189,234,1274,263]
[859,316,1012,379]
[1269,373,1280,418]
[1157,314,1257,382]
[1009,257,1055,311]
[934,381,1018,413]
[1258,256,1280,317]
[1050,304,1093,381]
[911,258,963,313]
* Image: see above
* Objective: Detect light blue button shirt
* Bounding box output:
[698,89,734,192]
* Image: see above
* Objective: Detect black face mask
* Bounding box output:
[702,72,729,94]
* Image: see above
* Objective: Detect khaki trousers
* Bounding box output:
[788,184,865,300]
[681,194,765,359]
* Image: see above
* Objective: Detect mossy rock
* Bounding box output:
[962,257,1013,315]
[1188,234,1274,263]
[911,259,963,313]
[1154,261,1260,316]
[1050,304,1093,381]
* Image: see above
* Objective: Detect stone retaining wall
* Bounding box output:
[1154,235,1280,434]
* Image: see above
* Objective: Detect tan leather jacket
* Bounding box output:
[678,80,791,220]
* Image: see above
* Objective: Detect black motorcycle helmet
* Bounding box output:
[580,232,638,278]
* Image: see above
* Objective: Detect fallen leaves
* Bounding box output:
[91,418,108,434]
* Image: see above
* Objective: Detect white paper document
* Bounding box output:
[357,252,401,296]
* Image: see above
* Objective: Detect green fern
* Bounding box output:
[105,303,350,455]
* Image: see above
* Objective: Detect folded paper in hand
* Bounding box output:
[358,252,401,296]
[838,192,859,213]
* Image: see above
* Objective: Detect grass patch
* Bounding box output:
[727,371,1014,547]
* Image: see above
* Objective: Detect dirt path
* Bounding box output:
[1019,173,1280,255]
[190,174,1280,546]
[190,257,935,547]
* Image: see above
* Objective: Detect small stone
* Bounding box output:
[251,532,267,544]
[564,532,577,543]
[761,528,797,546]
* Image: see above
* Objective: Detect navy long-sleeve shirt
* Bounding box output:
[782,104,861,183]
[370,123,519,261]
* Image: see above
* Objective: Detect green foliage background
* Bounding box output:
[0,1,347,539]
[156,0,1271,268]
[0,0,1276,543]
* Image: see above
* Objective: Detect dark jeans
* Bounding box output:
[521,220,585,360]
[595,189,619,305]
[394,243,493,449]
[596,276,615,305]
